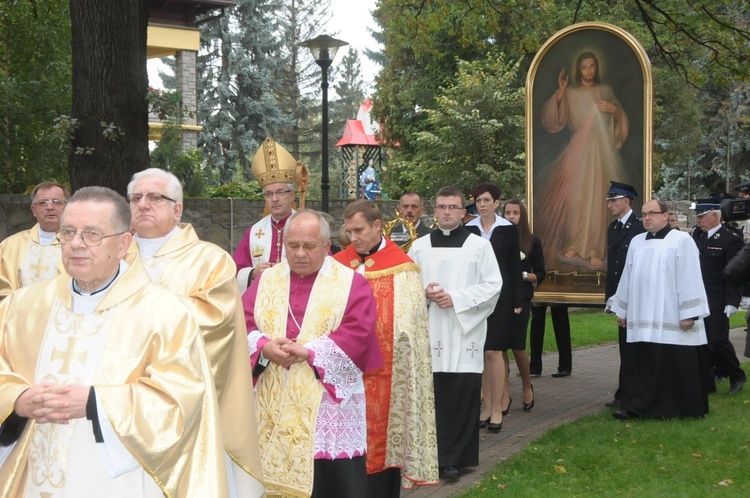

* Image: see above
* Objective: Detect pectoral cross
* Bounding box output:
[51,336,88,375]
[433,341,443,357]
[466,342,478,358]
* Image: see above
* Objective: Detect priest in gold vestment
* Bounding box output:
[127,168,264,496]
[0,182,69,301]
[244,210,383,497]
[0,187,228,497]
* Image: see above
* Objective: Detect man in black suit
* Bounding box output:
[692,199,746,394]
[605,181,645,408]
[391,191,433,247]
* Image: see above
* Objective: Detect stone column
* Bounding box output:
[175,50,198,151]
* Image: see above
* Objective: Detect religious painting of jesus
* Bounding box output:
[526,22,653,304]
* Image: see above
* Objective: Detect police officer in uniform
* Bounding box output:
[605,181,645,408]
[692,198,746,395]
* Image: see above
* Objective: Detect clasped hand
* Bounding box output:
[262,337,310,368]
[426,282,453,309]
[14,383,89,424]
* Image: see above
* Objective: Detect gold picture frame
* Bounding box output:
[526,22,653,304]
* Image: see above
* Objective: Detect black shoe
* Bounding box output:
[728,380,746,395]
[551,370,571,378]
[523,384,535,411]
[502,397,512,416]
[612,409,637,420]
[605,399,621,409]
[487,420,502,432]
[444,466,459,480]
[478,417,489,429]
[530,369,542,376]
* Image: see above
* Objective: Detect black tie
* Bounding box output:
[616,221,623,233]
[698,231,707,250]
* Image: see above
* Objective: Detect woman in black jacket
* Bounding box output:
[502,199,546,411]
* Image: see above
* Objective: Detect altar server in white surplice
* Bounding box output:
[607,199,710,420]
[0,187,228,497]
[408,186,501,481]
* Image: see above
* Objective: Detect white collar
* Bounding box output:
[618,209,634,224]
[134,225,181,258]
[38,226,57,246]
[466,213,510,238]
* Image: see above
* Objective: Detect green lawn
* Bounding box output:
[531,308,748,353]
[461,365,750,497]
[467,309,750,497]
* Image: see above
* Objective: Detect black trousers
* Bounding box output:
[311,455,367,498]
[529,305,571,373]
[614,325,636,401]
[702,311,746,388]
[366,467,401,498]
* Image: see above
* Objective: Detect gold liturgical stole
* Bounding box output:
[254,260,352,497]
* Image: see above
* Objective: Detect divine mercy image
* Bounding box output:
[529,24,648,299]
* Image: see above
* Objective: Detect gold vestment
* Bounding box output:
[129,223,264,491]
[0,260,228,497]
[254,260,352,497]
[0,224,62,301]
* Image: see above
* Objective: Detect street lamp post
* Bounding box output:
[299,35,348,213]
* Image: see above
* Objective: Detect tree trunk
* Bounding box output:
[68,0,149,194]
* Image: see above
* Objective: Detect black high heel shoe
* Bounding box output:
[523,384,535,411]
[487,418,502,432]
[502,397,512,416]
[478,417,490,429]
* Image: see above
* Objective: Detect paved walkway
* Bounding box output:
[402,328,749,497]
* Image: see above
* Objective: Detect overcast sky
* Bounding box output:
[148,1,381,94]
[328,0,380,93]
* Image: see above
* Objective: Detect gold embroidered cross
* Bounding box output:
[254,229,265,239]
[51,337,88,375]
[29,259,50,278]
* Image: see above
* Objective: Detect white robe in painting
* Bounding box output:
[606,229,709,346]
[408,227,502,373]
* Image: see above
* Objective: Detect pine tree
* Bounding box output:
[197,0,291,184]
[276,0,333,164]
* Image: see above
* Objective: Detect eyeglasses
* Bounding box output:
[285,241,324,251]
[435,205,463,211]
[127,193,177,204]
[641,211,666,218]
[263,190,292,199]
[56,228,128,247]
[33,199,66,207]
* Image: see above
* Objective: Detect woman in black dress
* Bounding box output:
[502,199,546,412]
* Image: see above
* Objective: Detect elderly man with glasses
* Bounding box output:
[243,209,382,497]
[607,199,710,420]
[0,186,230,496]
[0,182,69,301]
[233,138,308,292]
[127,168,265,496]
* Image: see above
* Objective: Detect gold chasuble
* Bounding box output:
[129,223,264,492]
[0,260,228,497]
[334,240,439,487]
[0,224,63,301]
[254,260,352,497]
